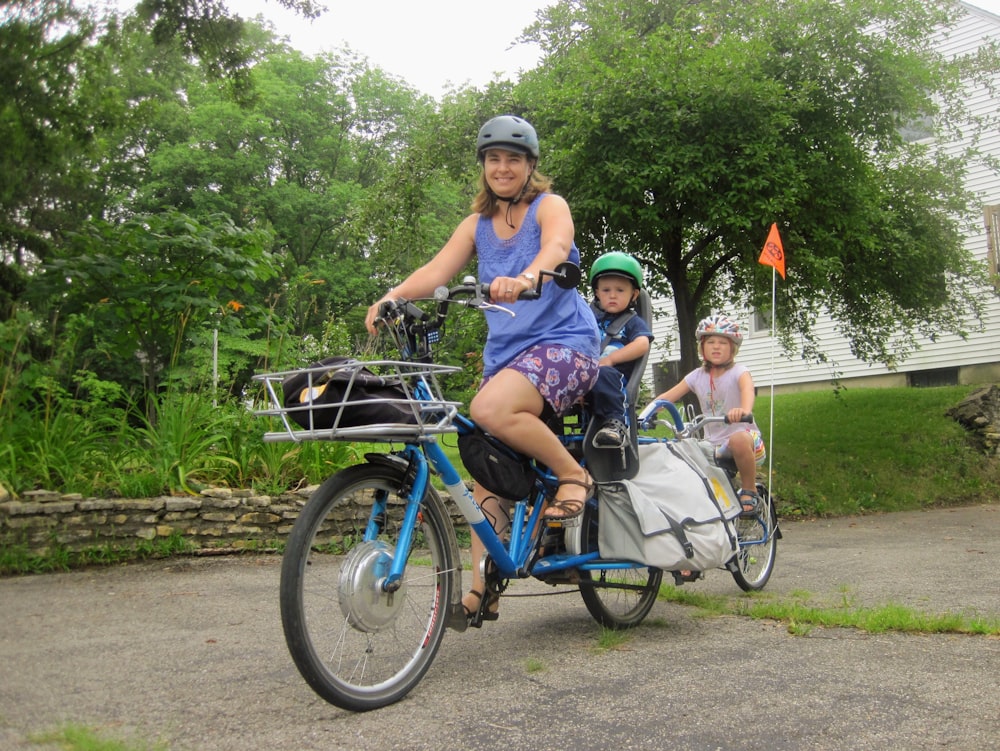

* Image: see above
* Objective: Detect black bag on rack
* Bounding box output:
[281,356,418,429]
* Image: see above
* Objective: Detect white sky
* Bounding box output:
[235,0,1000,99]
[237,0,550,98]
[114,0,1000,100]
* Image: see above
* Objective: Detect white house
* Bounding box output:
[644,1,1000,394]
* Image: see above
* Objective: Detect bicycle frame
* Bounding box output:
[379,421,613,592]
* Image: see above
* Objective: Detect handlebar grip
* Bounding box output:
[724,413,755,424]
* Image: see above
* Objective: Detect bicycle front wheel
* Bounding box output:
[280,461,457,712]
[729,484,778,591]
[577,498,663,629]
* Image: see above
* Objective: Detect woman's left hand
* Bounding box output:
[490,276,531,303]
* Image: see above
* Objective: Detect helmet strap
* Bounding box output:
[497,175,533,228]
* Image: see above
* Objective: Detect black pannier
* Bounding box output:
[457,427,535,500]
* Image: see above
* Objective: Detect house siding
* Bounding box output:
[642,1,1000,392]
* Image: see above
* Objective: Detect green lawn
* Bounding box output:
[751,384,999,516]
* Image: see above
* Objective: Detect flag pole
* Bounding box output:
[766,265,776,500]
[757,222,784,503]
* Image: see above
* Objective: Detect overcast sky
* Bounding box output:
[176,1,1000,99]
[236,0,549,98]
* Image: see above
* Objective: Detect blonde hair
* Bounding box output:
[471,168,553,216]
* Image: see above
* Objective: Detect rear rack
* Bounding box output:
[252,359,463,443]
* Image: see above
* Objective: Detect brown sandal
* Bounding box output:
[542,476,594,522]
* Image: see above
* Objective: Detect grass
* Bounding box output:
[746,384,1000,517]
[592,626,633,652]
[28,724,166,751]
[0,532,196,576]
[656,584,1000,636]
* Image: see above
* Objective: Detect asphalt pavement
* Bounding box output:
[1,503,998,751]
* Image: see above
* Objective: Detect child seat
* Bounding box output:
[583,288,653,483]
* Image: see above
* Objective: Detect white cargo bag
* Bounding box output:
[596,441,738,571]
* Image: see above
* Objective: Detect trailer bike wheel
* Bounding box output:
[280,462,457,712]
[729,484,778,592]
[577,498,663,629]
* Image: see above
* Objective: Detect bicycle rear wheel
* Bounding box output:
[280,461,457,711]
[729,483,778,591]
[577,498,663,629]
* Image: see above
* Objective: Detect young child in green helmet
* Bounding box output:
[588,251,653,447]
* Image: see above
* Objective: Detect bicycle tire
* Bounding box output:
[729,484,777,591]
[577,498,663,629]
[280,462,457,711]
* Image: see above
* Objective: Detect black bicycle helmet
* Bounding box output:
[476,115,540,161]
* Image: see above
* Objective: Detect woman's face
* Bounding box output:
[482,148,532,199]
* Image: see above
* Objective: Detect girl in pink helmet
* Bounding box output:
[652,314,765,516]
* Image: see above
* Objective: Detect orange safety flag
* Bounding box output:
[758,223,786,279]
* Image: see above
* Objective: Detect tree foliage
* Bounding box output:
[519,0,998,372]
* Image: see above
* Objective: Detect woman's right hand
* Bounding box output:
[365,296,392,335]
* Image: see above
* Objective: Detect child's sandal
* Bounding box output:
[738,489,760,518]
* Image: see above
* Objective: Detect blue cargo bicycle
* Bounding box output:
[254,264,777,712]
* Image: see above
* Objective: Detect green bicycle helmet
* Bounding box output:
[476,115,540,161]
[589,251,643,290]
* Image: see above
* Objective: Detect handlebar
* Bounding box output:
[638,399,754,439]
[373,262,583,362]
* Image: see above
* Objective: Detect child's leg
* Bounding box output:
[726,431,758,493]
[717,430,764,515]
[591,366,628,447]
[590,366,626,422]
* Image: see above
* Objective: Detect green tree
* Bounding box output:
[133,0,325,99]
[38,210,276,404]
[520,0,998,373]
[0,1,104,290]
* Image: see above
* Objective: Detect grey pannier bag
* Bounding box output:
[596,442,740,571]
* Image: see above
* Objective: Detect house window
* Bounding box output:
[986,205,1000,286]
[750,308,771,337]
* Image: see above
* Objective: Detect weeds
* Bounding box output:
[0,532,196,576]
[29,724,167,751]
[525,657,546,673]
[592,626,633,652]
[657,585,1000,636]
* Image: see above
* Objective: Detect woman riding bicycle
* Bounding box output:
[364,114,600,621]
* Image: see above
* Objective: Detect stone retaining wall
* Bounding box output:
[0,486,468,558]
[947,384,1000,456]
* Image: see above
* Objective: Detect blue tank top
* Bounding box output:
[475,195,600,376]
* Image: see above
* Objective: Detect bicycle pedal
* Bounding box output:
[544,516,581,529]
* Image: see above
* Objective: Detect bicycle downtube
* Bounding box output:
[422,440,519,576]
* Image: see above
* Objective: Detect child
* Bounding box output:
[652,314,765,515]
[588,252,653,447]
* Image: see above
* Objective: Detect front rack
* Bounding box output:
[253,359,463,443]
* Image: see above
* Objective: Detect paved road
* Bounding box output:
[1,504,998,751]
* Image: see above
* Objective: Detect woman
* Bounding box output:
[364,115,600,621]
